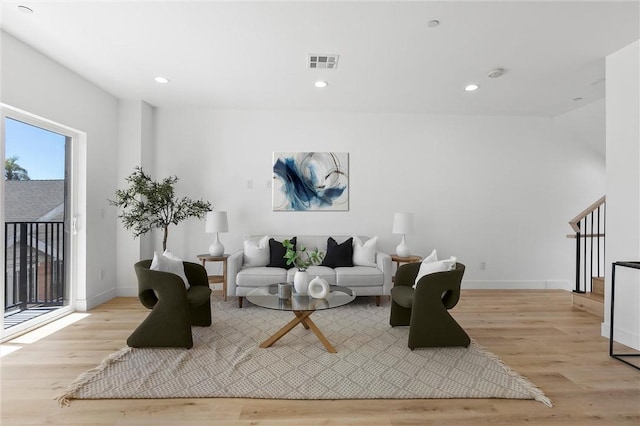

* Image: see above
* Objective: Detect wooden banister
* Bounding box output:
[566,233,606,239]
[569,196,606,233]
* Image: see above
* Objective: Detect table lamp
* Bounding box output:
[392,212,414,257]
[205,211,228,256]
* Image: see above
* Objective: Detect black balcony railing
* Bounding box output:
[4,221,65,312]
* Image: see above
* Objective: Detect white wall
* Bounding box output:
[147,108,605,287]
[604,40,640,350]
[1,31,119,310]
[554,98,606,161]
[116,100,156,296]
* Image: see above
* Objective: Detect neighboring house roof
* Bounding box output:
[4,180,65,222]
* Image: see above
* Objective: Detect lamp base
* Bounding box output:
[209,233,224,256]
[396,235,411,258]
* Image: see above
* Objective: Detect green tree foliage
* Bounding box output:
[110,166,212,251]
[4,156,31,181]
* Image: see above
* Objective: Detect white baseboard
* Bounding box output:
[76,288,117,311]
[601,322,640,351]
[461,280,571,290]
[116,286,138,297]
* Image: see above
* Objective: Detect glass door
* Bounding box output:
[2,107,80,339]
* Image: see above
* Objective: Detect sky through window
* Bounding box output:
[4,118,65,180]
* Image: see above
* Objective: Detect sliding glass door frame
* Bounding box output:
[1,103,87,341]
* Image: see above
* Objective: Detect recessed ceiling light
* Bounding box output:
[573,97,583,102]
[427,20,440,28]
[18,5,33,14]
[465,84,479,92]
[314,80,328,88]
[154,77,170,84]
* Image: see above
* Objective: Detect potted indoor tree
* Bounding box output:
[110,166,212,251]
[282,239,324,295]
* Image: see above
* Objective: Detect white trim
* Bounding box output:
[0,112,5,333]
[1,103,87,335]
[462,280,572,290]
[601,322,640,350]
[75,288,116,312]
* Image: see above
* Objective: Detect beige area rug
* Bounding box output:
[57,297,552,407]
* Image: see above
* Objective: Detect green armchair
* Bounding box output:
[127,259,212,349]
[390,262,469,349]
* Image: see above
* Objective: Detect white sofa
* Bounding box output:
[227,235,392,307]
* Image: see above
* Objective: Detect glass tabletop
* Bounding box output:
[246,283,355,312]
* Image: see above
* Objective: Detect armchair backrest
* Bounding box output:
[133,260,209,309]
[134,260,179,308]
[394,262,421,287]
[395,262,466,310]
[414,263,465,310]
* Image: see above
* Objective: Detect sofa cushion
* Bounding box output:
[321,237,353,268]
[296,236,320,253]
[287,265,336,285]
[352,235,377,267]
[237,266,288,287]
[336,266,383,287]
[267,237,296,268]
[243,235,270,267]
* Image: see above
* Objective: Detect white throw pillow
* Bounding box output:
[150,251,190,289]
[413,250,456,288]
[422,249,438,264]
[243,235,270,266]
[162,249,182,262]
[352,235,378,267]
[150,249,182,268]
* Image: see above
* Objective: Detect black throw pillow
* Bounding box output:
[267,237,296,268]
[321,237,354,268]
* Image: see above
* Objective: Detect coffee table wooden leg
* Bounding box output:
[259,311,312,348]
[302,316,337,353]
[295,311,310,329]
[259,311,337,353]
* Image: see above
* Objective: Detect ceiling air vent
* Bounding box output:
[308,54,339,69]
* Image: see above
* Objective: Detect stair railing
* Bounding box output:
[568,196,605,293]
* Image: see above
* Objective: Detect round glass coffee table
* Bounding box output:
[246,284,355,353]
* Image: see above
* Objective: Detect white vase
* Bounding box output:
[293,270,309,295]
[308,275,329,299]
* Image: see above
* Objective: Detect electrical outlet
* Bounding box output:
[480,262,486,271]
[266,179,272,189]
[247,179,253,189]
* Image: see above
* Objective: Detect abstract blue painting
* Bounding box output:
[272,152,349,211]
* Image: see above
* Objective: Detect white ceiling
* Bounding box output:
[1,1,638,116]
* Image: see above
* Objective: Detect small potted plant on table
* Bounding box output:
[283,239,324,295]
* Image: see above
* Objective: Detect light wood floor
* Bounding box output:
[1,290,639,425]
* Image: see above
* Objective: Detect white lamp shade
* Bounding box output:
[392,212,414,234]
[205,211,228,233]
